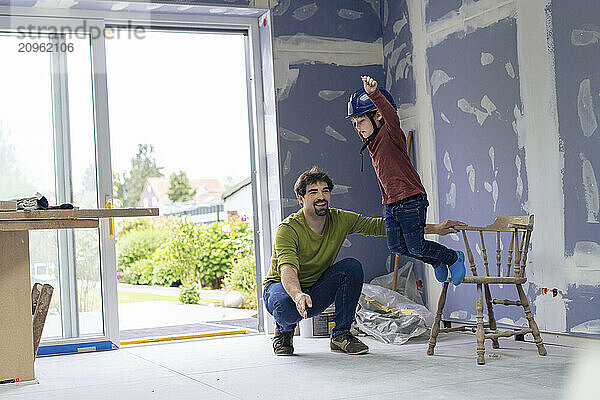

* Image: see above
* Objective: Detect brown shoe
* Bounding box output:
[330,331,369,355]
[273,327,295,356]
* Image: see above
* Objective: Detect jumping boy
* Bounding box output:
[346,76,466,285]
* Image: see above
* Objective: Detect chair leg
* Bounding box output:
[476,283,486,365]
[32,284,54,357]
[516,284,547,356]
[427,281,449,356]
[483,284,499,349]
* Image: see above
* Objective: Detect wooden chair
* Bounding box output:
[31,283,54,356]
[427,215,547,365]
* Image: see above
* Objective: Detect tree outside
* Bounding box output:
[114,144,164,207]
[167,171,196,202]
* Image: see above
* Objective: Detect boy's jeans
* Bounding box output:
[263,258,363,337]
[385,193,456,266]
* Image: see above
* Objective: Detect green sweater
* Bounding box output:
[264,208,386,287]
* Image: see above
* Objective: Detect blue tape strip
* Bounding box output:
[37,340,117,356]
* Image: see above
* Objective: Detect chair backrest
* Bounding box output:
[456,215,534,278]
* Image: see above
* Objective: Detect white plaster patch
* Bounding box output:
[580,153,599,223]
[280,127,309,143]
[505,61,516,79]
[292,2,317,21]
[577,79,598,138]
[571,319,600,334]
[457,98,488,125]
[484,181,498,212]
[441,112,451,125]
[318,90,345,101]
[476,243,482,255]
[395,54,412,81]
[276,67,299,102]
[515,154,523,200]
[390,43,408,67]
[325,126,347,142]
[449,310,468,320]
[565,241,600,286]
[274,35,383,66]
[481,95,497,115]
[383,0,388,25]
[393,14,408,35]
[35,0,78,8]
[426,0,516,48]
[481,52,494,66]
[466,164,476,192]
[338,8,363,20]
[283,151,291,176]
[443,151,454,174]
[342,238,352,248]
[515,317,529,327]
[489,146,496,171]
[446,182,456,209]
[496,317,515,326]
[534,293,567,332]
[449,233,460,242]
[110,2,128,11]
[431,69,454,96]
[272,0,291,16]
[571,25,600,46]
[331,184,351,195]
[177,5,194,11]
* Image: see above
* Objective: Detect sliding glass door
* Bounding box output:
[0,20,107,347]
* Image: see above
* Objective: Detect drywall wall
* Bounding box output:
[383,0,599,336]
[269,0,391,283]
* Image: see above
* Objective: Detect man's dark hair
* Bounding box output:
[294,166,334,197]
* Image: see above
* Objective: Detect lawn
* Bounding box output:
[118,291,178,303]
[118,291,224,305]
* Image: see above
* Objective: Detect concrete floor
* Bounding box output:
[0,332,582,399]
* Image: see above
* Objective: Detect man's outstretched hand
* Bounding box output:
[429,220,467,236]
[294,292,313,318]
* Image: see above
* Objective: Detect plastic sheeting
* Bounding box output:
[369,261,424,305]
[354,283,434,345]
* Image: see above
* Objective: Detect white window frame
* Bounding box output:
[0,5,277,350]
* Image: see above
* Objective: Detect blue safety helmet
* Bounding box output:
[346,87,396,119]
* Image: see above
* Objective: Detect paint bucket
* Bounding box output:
[299,304,335,337]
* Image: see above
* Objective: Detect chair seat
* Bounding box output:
[460,276,527,284]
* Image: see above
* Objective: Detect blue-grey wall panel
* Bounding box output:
[427,18,528,323]
[426,0,461,23]
[382,0,415,105]
[272,0,381,41]
[276,63,390,282]
[552,0,600,335]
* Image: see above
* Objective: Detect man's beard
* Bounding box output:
[313,201,328,216]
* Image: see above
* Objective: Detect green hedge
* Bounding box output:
[117,216,254,290]
[224,254,257,309]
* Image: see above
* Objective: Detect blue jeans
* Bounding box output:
[385,193,456,266]
[263,258,364,337]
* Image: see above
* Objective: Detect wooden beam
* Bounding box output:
[0,207,158,221]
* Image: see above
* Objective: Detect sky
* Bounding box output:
[0,29,252,203]
[105,29,252,186]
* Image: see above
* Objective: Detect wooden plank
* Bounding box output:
[0,201,17,211]
[462,276,527,284]
[0,219,99,231]
[0,231,35,382]
[32,284,54,357]
[0,207,158,221]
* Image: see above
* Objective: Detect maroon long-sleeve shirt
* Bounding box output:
[360,89,426,204]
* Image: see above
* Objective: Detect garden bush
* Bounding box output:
[224,254,257,309]
[116,229,170,274]
[179,283,201,304]
[123,258,154,285]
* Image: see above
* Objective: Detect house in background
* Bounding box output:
[139,177,225,224]
[222,176,252,224]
